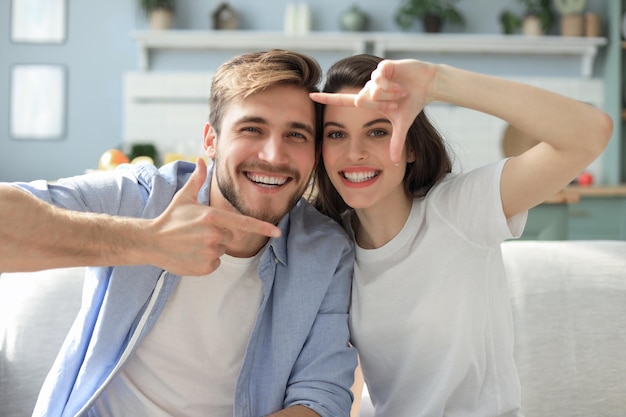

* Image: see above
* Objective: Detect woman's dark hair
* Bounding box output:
[313,54,453,223]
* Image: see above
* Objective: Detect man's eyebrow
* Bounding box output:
[235,116,267,125]
[235,116,314,136]
[289,122,314,136]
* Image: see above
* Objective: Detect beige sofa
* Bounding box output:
[2,241,625,417]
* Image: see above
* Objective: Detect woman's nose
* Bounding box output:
[347,139,367,161]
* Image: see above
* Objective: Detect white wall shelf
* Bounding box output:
[132,30,606,77]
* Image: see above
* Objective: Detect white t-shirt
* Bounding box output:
[349,160,527,417]
[92,253,262,417]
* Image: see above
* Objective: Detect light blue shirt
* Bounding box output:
[13,161,356,417]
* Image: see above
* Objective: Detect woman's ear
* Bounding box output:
[406,148,416,163]
[204,123,217,158]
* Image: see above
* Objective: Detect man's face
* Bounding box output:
[204,84,317,224]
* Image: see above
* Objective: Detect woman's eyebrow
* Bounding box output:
[323,121,345,129]
[363,118,392,128]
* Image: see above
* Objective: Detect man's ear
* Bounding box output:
[204,123,217,158]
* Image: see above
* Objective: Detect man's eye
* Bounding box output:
[242,126,261,133]
[289,132,307,140]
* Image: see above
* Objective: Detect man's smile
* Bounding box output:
[245,172,291,188]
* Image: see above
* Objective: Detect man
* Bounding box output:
[0,50,356,417]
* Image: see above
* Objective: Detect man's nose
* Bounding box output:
[259,135,289,164]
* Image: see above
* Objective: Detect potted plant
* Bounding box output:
[499,0,555,35]
[140,0,175,30]
[395,0,465,33]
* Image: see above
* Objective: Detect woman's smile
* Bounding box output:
[340,167,380,187]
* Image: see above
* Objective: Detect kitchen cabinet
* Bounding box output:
[567,186,626,240]
[568,197,626,240]
[522,187,626,241]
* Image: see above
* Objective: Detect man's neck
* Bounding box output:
[225,234,270,258]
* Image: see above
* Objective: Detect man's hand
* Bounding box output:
[148,159,281,276]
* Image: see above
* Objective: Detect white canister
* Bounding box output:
[284,3,297,34]
[297,2,311,33]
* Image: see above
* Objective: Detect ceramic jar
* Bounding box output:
[340,5,368,32]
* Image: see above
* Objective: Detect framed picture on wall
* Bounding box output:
[10,0,67,44]
[10,64,67,140]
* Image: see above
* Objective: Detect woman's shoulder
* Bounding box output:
[425,160,506,199]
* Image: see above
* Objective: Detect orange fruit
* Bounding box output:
[98,149,130,170]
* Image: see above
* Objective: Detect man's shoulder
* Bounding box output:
[289,199,351,242]
[291,199,344,228]
[127,160,196,190]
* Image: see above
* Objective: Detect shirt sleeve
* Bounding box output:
[282,226,358,417]
[428,159,528,246]
[11,166,155,217]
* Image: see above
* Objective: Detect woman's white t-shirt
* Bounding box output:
[349,160,527,417]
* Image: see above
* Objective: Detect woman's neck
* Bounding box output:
[353,193,413,250]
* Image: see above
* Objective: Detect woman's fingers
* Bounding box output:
[309,92,357,106]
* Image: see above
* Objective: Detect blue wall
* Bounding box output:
[0,0,608,182]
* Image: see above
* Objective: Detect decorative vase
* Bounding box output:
[212,3,240,30]
[340,5,368,32]
[422,14,442,33]
[148,8,173,30]
[522,15,543,36]
[584,13,600,37]
[560,13,584,36]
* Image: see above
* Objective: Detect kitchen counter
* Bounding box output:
[544,184,626,204]
[566,184,626,197]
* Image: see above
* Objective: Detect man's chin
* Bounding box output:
[244,206,289,225]
[243,195,304,224]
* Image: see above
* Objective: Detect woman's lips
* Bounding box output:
[340,168,380,187]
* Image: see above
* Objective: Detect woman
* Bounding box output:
[311,54,612,417]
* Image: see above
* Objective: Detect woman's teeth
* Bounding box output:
[341,170,379,183]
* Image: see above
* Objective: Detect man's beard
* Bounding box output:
[214,155,304,225]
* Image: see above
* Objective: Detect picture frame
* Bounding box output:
[10,64,67,141]
[10,0,67,44]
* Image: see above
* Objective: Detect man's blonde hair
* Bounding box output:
[208,50,322,133]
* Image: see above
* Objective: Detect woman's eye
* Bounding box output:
[370,129,388,138]
[326,131,345,140]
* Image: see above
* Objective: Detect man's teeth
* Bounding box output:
[342,171,378,183]
[247,173,288,187]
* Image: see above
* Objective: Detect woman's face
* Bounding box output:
[321,88,414,212]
